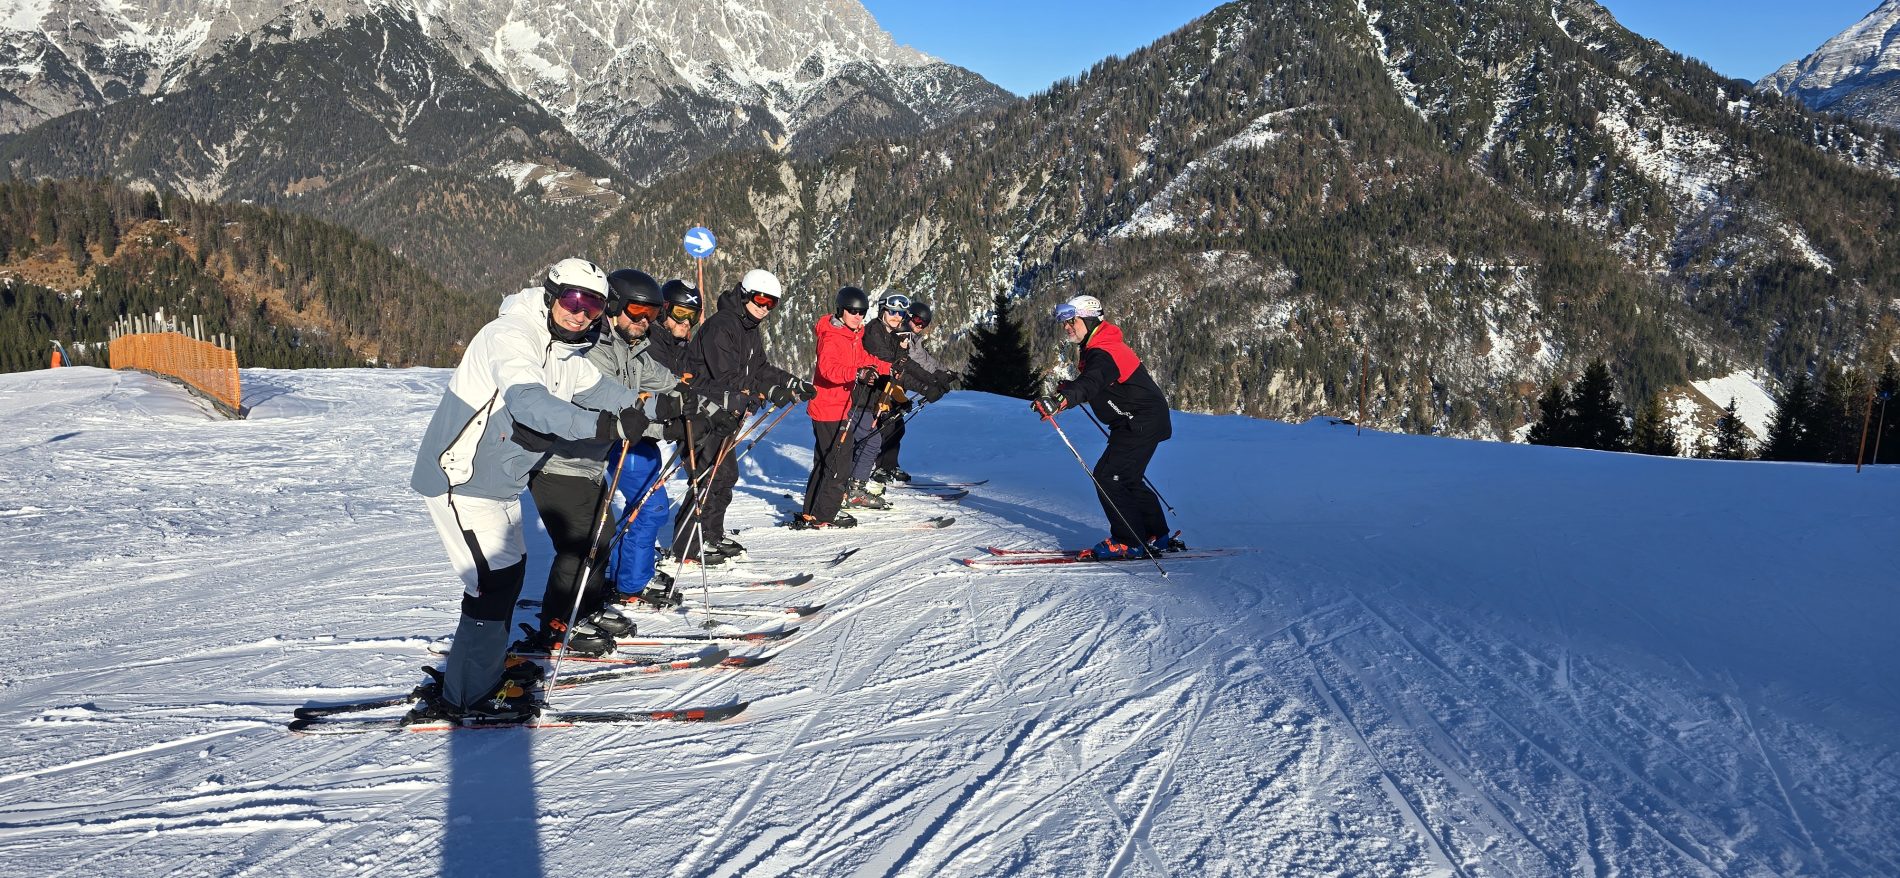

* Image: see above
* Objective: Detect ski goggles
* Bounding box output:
[747,291,780,311]
[620,302,661,322]
[910,314,932,329]
[555,287,607,318]
[665,303,699,322]
[1052,303,1079,322]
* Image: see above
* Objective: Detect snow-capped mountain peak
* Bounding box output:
[0,0,1011,171]
[1760,0,1900,126]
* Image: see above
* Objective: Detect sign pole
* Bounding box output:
[682,225,717,325]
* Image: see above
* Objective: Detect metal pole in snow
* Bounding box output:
[1857,388,1876,473]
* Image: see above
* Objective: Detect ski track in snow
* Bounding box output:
[0,367,1896,876]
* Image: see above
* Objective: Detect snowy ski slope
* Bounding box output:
[0,367,1895,877]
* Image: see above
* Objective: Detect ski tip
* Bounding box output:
[721,653,774,668]
[790,603,826,617]
[653,701,750,722]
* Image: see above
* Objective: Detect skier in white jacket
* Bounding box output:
[408,258,651,722]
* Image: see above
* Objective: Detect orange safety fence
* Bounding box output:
[110,332,242,413]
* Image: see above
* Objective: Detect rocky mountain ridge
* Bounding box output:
[590,0,1900,438]
[1760,0,1900,130]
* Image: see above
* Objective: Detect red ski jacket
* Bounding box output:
[808,315,890,422]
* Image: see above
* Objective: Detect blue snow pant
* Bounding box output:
[607,441,668,596]
[848,408,884,483]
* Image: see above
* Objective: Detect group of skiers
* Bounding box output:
[408,259,1177,722]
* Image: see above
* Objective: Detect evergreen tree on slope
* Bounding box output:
[1711,397,1752,461]
[963,293,1040,400]
[1631,395,1680,457]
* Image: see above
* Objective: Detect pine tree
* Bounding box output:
[1570,361,1631,452]
[1526,382,1575,446]
[1711,397,1751,460]
[1630,395,1679,457]
[1762,372,1815,461]
[963,293,1040,399]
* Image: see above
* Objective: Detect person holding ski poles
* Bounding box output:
[623,277,735,604]
[670,268,810,564]
[409,258,654,722]
[793,286,891,528]
[518,268,698,659]
[1032,294,1181,561]
[872,299,953,485]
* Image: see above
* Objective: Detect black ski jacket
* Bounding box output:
[689,286,796,413]
[1060,321,1171,441]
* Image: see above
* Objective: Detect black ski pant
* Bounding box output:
[875,413,905,471]
[803,416,856,523]
[529,470,614,632]
[1093,429,1169,546]
[671,428,738,558]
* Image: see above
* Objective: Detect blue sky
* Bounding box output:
[859,0,1878,96]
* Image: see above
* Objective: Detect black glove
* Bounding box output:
[1031,395,1066,417]
[708,407,743,437]
[919,381,945,404]
[597,406,652,440]
[663,412,708,443]
[793,378,817,401]
[655,393,686,422]
[855,366,881,386]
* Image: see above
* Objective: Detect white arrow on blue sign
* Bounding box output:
[683,227,717,259]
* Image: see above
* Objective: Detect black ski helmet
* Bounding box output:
[660,278,702,317]
[835,286,869,318]
[908,301,933,328]
[605,269,662,317]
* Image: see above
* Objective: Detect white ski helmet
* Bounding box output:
[1055,294,1103,321]
[740,268,782,301]
[543,258,609,299]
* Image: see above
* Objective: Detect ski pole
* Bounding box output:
[545,438,636,701]
[1080,406,1177,515]
[1033,402,1167,578]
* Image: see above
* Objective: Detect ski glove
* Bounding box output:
[709,407,744,437]
[663,413,708,444]
[597,406,652,441]
[1032,395,1067,417]
[855,366,882,386]
[793,378,817,401]
[655,393,686,423]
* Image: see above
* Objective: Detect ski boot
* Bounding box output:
[1146,533,1187,555]
[584,606,635,636]
[712,537,746,559]
[886,467,912,483]
[846,480,891,510]
[515,619,615,657]
[1076,538,1139,561]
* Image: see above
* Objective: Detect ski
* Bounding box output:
[289,701,750,735]
[616,627,798,646]
[957,548,1245,568]
[910,516,956,530]
[923,489,969,502]
[516,573,817,610]
[625,595,826,619]
[293,650,728,720]
[903,479,989,488]
[723,548,859,569]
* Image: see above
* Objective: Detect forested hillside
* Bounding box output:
[588,0,1900,437]
[0,180,489,373]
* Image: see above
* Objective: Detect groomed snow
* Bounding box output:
[0,366,1895,876]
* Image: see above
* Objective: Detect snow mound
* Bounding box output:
[0,366,1894,875]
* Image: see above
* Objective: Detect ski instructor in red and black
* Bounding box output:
[1033,295,1179,561]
